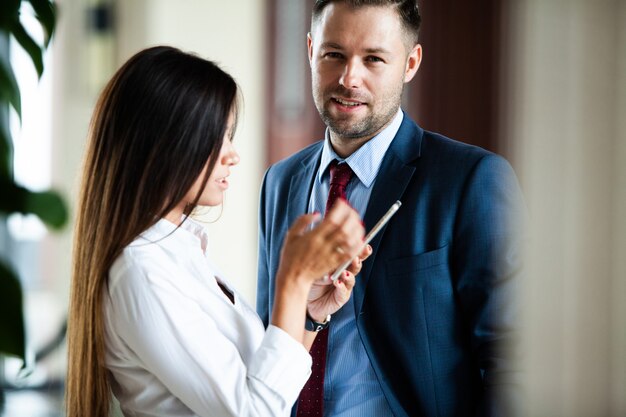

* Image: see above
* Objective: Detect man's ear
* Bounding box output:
[404,43,422,83]
[307,32,314,67]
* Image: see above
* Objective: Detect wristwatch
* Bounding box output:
[305,313,331,332]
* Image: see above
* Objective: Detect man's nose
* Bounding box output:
[339,59,364,89]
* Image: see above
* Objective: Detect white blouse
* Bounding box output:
[103,218,312,417]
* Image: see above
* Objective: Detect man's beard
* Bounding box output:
[320,107,387,139]
[315,84,404,140]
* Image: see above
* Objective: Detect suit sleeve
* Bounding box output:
[257,168,272,327]
[451,154,526,417]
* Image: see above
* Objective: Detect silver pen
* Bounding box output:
[330,200,402,282]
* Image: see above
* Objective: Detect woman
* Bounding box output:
[66,46,367,417]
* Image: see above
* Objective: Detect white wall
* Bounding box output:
[504,1,626,415]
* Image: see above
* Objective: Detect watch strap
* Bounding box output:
[305,313,331,332]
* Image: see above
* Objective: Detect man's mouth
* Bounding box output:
[332,97,365,107]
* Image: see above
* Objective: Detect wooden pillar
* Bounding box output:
[266,0,325,166]
[405,0,504,154]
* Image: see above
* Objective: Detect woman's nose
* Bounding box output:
[224,147,240,166]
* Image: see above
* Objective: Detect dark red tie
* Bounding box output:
[296,160,354,417]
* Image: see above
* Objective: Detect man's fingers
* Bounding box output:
[346,256,361,275]
[359,244,373,260]
[344,244,372,276]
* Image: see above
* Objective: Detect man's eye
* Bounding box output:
[366,56,383,63]
[324,52,343,59]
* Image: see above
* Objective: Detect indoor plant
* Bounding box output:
[0,0,66,369]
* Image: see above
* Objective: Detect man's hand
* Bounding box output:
[306,244,372,322]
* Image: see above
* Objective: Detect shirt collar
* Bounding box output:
[317,108,404,187]
[137,216,210,255]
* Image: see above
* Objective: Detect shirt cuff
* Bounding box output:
[248,325,312,402]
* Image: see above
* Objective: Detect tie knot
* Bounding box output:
[329,160,354,188]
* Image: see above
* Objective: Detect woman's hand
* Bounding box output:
[275,199,365,288]
[306,244,372,322]
[271,200,364,343]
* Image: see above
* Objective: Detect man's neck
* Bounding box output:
[329,133,373,158]
[329,115,397,158]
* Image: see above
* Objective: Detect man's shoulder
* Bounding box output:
[417,128,516,185]
[265,140,323,179]
[422,129,492,159]
[392,114,496,167]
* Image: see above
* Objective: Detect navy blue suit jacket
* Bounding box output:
[257,115,524,417]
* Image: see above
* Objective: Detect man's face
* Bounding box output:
[308,3,421,142]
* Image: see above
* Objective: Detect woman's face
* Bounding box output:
[168,113,239,223]
[192,112,240,207]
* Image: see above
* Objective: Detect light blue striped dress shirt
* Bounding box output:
[307,109,404,417]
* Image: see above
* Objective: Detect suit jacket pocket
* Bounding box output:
[385,244,449,277]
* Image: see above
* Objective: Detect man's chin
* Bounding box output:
[323,117,370,138]
[331,129,367,139]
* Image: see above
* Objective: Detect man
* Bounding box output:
[257,1,524,416]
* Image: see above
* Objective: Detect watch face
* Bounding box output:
[305,314,331,332]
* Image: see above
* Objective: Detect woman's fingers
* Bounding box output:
[335,270,356,291]
[280,200,365,283]
[287,212,320,237]
[317,200,364,257]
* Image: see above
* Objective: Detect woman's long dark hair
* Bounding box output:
[66,46,239,417]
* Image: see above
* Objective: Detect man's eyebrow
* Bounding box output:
[319,42,391,55]
[363,47,391,54]
[320,42,344,50]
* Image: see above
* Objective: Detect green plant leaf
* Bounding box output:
[9,19,43,78]
[0,176,68,229]
[0,119,13,178]
[23,188,68,229]
[0,260,26,361]
[0,54,22,119]
[0,0,21,29]
[27,0,56,47]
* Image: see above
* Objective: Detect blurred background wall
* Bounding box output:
[505,1,626,415]
[1,0,624,416]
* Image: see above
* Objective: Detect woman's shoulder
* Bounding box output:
[108,228,180,294]
[109,242,161,292]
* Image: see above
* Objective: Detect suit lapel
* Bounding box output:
[353,117,423,314]
[286,145,323,228]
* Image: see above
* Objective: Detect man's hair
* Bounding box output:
[311,0,421,45]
